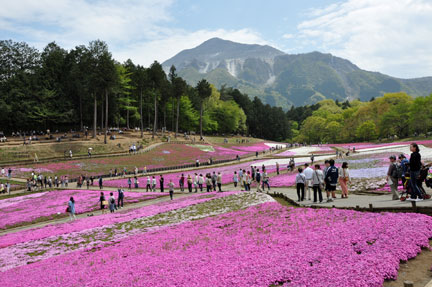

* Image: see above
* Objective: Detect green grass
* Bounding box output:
[0,179,25,185]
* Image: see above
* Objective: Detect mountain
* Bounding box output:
[162,38,432,108]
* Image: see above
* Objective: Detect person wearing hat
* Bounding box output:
[387,155,399,200]
[398,154,409,185]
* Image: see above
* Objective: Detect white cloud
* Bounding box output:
[282,33,294,39]
[113,28,270,66]
[296,0,432,78]
[0,0,269,67]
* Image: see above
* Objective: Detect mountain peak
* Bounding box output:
[162,38,432,108]
[162,38,285,73]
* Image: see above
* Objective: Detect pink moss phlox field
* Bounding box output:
[0,191,239,248]
[268,172,297,187]
[230,142,275,152]
[0,190,163,229]
[1,203,431,286]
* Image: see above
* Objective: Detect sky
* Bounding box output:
[1,0,431,79]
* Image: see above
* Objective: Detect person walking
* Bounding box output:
[6,181,10,195]
[67,197,77,221]
[179,174,185,192]
[304,163,314,200]
[198,174,204,192]
[187,175,193,193]
[98,176,103,189]
[276,162,280,175]
[1,167,5,178]
[168,179,174,200]
[205,175,212,192]
[262,170,270,191]
[99,192,107,214]
[134,176,139,189]
[387,156,399,200]
[296,167,306,201]
[127,178,132,190]
[159,175,165,192]
[194,173,199,193]
[146,176,151,192]
[117,188,124,208]
[408,143,423,201]
[109,192,116,213]
[246,171,252,191]
[325,159,339,201]
[339,162,350,198]
[312,164,324,203]
[398,154,409,185]
[217,172,222,192]
[7,168,12,179]
[152,176,157,192]
[251,166,256,181]
[255,169,262,192]
[233,171,239,188]
[211,172,217,191]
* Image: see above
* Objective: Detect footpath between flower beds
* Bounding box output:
[271,188,432,216]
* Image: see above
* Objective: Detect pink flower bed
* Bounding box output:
[376,185,405,192]
[1,203,431,286]
[230,142,275,152]
[268,172,297,187]
[103,161,287,188]
[0,190,164,229]
[212,146,249,157]
[0,192,238,248]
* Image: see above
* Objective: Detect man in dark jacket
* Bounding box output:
[117,188,125,208]
[211,172,217,191]
[324,159,338,202]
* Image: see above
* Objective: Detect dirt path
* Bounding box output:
[383,242,432,287]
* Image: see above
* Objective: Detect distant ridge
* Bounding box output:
[163,38,432,108]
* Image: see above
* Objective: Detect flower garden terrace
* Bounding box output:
[0,191,432,286]
[4,140,282,179]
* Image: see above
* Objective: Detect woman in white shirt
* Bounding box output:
[233,171,239,188]
[339,162,350,198]
[312,164,324,203]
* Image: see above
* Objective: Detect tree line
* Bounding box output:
[293,93,432,143]
[0,40,291,141]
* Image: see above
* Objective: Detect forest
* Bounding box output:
[1,40,431,143]
[0,40,290,141]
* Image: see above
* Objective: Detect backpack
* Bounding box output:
[392,163,403,179]
[256,172,261,182]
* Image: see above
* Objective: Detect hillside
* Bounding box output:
[162,38,432,108]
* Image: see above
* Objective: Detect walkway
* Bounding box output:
[269,187,432,210]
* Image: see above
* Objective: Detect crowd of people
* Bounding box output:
[25,173,70,192]
[386,143,426,201]
[295,159,348,203]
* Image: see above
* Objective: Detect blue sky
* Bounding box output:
[1,0,431,78]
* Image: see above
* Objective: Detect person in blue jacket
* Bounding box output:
[324,159,338,202]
